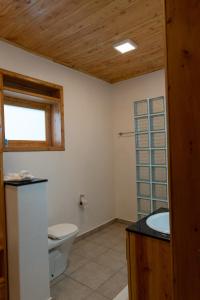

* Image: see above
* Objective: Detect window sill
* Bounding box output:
[3,145,65,152]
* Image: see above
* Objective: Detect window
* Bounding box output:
[1,68,65,152]
[3,98,52,151]
[4,105,46,141]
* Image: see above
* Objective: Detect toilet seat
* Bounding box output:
[48,223,78,240]
[48,223,79,251]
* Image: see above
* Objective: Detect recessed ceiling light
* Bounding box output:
[113,39,137,54]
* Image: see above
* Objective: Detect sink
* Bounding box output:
[146,212,170,234]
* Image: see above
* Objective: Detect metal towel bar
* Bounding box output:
[118,131,134,136]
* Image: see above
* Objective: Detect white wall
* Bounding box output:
[0,41,166,229]
[112,70,166,222]
[0,41,114,234]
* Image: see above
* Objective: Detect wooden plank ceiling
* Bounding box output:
[0,0,165,83]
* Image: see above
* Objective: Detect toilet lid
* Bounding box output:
[48,223,78,240]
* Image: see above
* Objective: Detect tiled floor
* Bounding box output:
[113,286,128,300]
[51,221,128,300]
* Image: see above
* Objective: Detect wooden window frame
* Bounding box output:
[0,68,65,152]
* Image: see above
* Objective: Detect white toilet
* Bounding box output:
[48,223,79,280]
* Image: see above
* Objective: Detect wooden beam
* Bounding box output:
[165,1,200,299]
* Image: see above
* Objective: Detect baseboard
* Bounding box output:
[75,217,133,242]
[116,218,133,225]
[75,218,116,241]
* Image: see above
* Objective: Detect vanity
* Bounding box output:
[126,208,172,300]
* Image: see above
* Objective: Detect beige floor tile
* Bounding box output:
[86,231,123,248]
[83,222,126,244]
[70,261,114,290]
[52,222,128,299]
[85,292,109,300]
[106,229,126,241]
[120,265,128,276]
[50,276,92,300]
[73,238,89,249]
[50,273,66,287]
[65,253,89,275]
[97,270,128,299]
[93,249,125,272]
[112,241,126,254]
[113,286,128,300]
[106,222,127,231]
[72,240,109,259]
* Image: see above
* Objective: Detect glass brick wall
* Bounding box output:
[133,97,168,220]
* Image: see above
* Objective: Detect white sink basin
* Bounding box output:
[146,212,170,234]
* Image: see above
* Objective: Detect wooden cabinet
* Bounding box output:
[126,231,172,300]
[0,75,8,300]
[0,237,7,298]
[0,280,6,300]
[0,221,7,300]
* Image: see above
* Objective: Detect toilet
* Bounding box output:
[48,223,79,281]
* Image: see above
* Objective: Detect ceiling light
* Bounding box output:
[113,39,137,54]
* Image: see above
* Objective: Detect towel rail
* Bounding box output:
[118,131,134,136]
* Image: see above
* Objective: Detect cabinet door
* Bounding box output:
[0,283,6,300]
[127,232,172,300]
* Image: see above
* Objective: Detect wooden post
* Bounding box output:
[0,73,7,299]
[165,1,200,299]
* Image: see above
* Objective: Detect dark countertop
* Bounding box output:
[126,208,170,242]
[4,178,48,187]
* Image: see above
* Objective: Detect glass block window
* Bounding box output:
[134,96,168,219]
